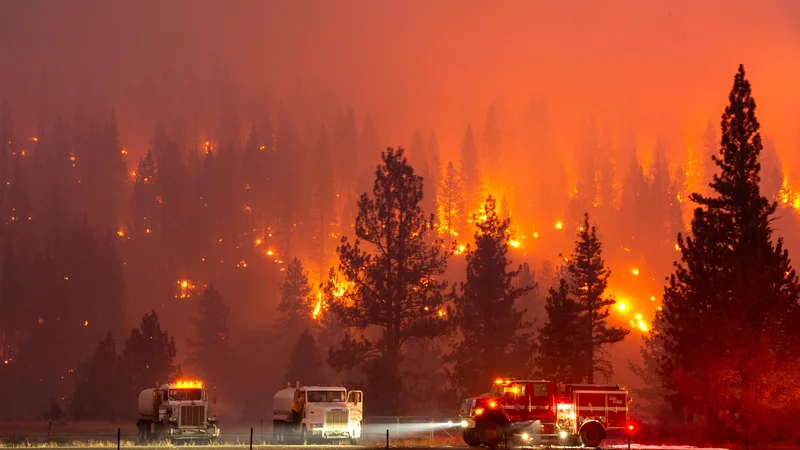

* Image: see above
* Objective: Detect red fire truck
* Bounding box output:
[459,378,630,448]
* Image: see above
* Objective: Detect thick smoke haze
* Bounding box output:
[2,0,799,161]
[1,0,800,424]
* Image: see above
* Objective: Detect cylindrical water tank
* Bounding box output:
[273,387,296,418]
[138,389,156,417]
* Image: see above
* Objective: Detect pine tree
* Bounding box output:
[760,134,783,202]
[647,139,672,247]
[427,130,441,200]
[437,161,464,249]
[660,65,800,435]
[535,278,583,382]
[567,213,629,383]
[117,311,177,416]
[312,126,336,280]
[71,332,118,419]
[619,149,648,248]
[0,243,24,361]
[327,147,449,414]
[668,166,687,242]
[286,330,325,385]
[186,285,233,389]
[481,104,502,177]
[131,150,158,236]
[459,125,480,232]
[278,257,314,330]
[449,196,535,397]
[153,125,190,257]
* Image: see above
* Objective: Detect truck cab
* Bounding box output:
[273,385,363,444]
[137,380,220,443]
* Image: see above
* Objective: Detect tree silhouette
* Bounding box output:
[187,285,233,389]
[278,257,314,331]
[71,331,118,419]
[459,126,480,233]
[327,147,448,414]
[535,278,583,382]
[437,161,464,249]
[117,310,177,418]
[448,196,534,397]
[567,213,628,383]
[659,65,800,436]
[131,150,158,236]
[286,330,325,385]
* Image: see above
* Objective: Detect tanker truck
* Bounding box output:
[136,380,220,443]
[272,383,363,444]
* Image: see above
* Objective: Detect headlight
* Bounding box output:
[559,431,568,439]
[521,433,530,441]
[460,420,468,428]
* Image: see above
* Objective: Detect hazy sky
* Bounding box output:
[1,0,799,163]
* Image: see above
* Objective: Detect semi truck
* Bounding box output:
[272,383,363,444]
[459,378,630,448]
[136,380,220,443]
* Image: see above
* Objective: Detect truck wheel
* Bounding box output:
[478,423,502,448]
[462,429,480,447]
[579,423,605,448]
[349,438,359,445]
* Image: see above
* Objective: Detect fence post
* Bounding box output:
[117,428,121,450]
[430,416,434,441]
[47,420,52,438]
[627,430,631,450]
[250,427,254,450]
[261,420,263,443]
[386,429,389,449]
[746,437,749,450]
[396,417,400,438]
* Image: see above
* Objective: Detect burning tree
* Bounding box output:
[326,147,449,414]
[437,161,464,248]
[448,196,535,397]
[567,213,628,383]
[657,65,800,437]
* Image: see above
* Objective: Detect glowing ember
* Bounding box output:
[617,302,627,312]
[83,320,88,326]
[267,249,274,256]
[555,221,563,230]
[117,228,125,237]
[437,309,446,317]
[674,243,680,251]
[631,268,640,275]
[312,292,323,319]
[509,239,520,248]
[31,137,38,142]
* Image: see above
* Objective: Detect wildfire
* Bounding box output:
[509,239,520,248]
[176,279,194,298]
[267,249,274,256]
[117,228,125,237]
[617,302,627,312]
[312,292,323,320]
[778,178,800,210]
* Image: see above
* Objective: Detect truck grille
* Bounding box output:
[325,409,349,430]
[180,405,205,427]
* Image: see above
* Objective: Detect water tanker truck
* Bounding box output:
[272,383,363,444]
[137,380,220,443]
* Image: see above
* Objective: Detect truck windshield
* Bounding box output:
[169,388,203,401]
[307,391,346,402]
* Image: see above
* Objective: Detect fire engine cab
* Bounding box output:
[459,379,630,448]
